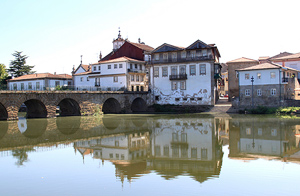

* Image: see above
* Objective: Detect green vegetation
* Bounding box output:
[0,63,9,89]
[246,106,300,115]
[8,51,35,77]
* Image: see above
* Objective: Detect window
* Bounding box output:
[141,76,144,82]
[172,52,177,60]
[163,53,168,60]
[271,129,277,136]
[36,82,40,90]
[131,75,135,81]
[181,147,188,158]
[27,82,32,90]
[21,83,24,90]
[191,148,197,158]
[154,54,159,61]
[13,83,17,90]
[119,64,122,68]
[181,133,187,142]
[190,65,196,75]
[114,64,117,69]
[257,89,262,96]
[236,71,239,78]
[191,50,196,58]
[171,81,177,90]
[135,64,137,69]
[87,77,89,81]
[180,81,186,90]
[109,153,113,159]
[108,65,111,69]
[98,66,101,71]
[271,88,276,96]
[162,67,168,77]
[245,89,250,96]
[246,128,251,135]
[121,154,125,160]
[245,73,250,80]
[200,64,206,75]
[196,50,201,57]
[172,146,179,158]
[155,146,161,156]
[257,72,261,79]
[95,78,100,86]
[201,148,208,159]
[181,51,186,58]
[93,66,96,71]
[136,75,139,82]
[116,154,119,159]
[130,64,133,69]
[258,128,262,135]
[55,81,60,87]
[270,72,276,79]
[163,146,169,157]
[80,77,83,82]
[115,141,119,147]
[171,66,177,75]
[202,49,207,56]
[179,65,186,74]
[113,76,118,82]
[154,67,159,77]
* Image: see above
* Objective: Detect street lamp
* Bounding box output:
[251,76,254,108]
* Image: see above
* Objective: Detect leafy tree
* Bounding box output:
[0,64,8,88]
[8,51,35,77]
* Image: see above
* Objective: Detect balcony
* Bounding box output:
[282,78,288,83]
[127,69,147,74]
[153,55,213,64]
[169,74,187,80]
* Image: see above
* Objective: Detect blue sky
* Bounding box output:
[1,0,300,74]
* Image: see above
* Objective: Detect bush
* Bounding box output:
[247,106,277,114]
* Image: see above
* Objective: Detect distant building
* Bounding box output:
[271,52,300,71]
[150,40,221,106]
[226,57,258,101]
[237,62,300,107]
[8,73,72,91]
[72,64,93,90]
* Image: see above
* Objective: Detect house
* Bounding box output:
[150,40,221,106]
[8,73,72,91]
[72,64,93,90]
[236,62,300,108]
[271,52,300,71]
[87,56,148,91]
[227,57,259,101]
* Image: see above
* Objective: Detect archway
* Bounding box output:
[0,103,8,120]
[102,98,121,114]
[22,99,47,118]
[131,98,147,113]
[102,116,121,130]
[56,116,81,135]
[58,98,81,116]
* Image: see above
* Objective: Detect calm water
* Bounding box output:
[1,114,300,196]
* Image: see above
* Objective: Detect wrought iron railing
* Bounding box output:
[169,74,187,80]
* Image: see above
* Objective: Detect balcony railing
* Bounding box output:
[169,74,187,80]
[153,55,213,64]
[127,69,147,73]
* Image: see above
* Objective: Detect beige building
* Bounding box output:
[226,57,258,101]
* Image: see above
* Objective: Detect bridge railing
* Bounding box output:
[2,85,148,92]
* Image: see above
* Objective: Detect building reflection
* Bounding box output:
[74,117,223,184]
[228,117,300,160]
[18,118,48,138]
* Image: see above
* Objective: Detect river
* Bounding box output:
[0,114,299,196]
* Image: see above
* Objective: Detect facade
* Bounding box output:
[72,64,93,90]
[237,62,300,108]
[227,57,258,101]
[271,52,300,71]
[150,40,221,106]
[86,57,148,91]
[8,73,72,91]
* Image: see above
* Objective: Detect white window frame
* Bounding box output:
[181,51,186,58]
[271,88,276,96]
[154,54,159,61]
[108,65,111,69]
[245,73,250,80]
[245,89,250,96]
[171,81,177,90]
[270,72,276,79]
[113,76,118,82]
[257,72,261,80]
[119,64,122,68]
[180,81,186,90]
[190,65,196,75]
[257,89,262,96]
[114,64,117,69]
[162,67,168,77]
[154,67,159,77]
[200,64,206,75]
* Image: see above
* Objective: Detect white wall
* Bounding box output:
[152,62,213,105]
[73,75,94,90]
[239,68,281,86]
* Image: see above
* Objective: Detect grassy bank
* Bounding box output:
[245,106,300,114]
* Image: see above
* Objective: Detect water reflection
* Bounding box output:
[228,116,300,160]
[0,121,8,140]
[56,116,81,135]
[18,118,48,138]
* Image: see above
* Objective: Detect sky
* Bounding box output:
[1,0,300,75]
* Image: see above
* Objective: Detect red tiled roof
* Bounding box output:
[9,73,72,81]
[270,52,293,60]
[73,71,92,76]
[94,56,145,65]
[272,52,300,61]
[237,62,281,71]
[128,41,154,52]
[227,57,258,63]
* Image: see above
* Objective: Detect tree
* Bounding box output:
[8,51,35,77]
[0,64,8,87]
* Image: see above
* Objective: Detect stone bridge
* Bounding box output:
[0,91,152,120]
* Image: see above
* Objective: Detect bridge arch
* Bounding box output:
[0,102,8,120]
[58,98,81,116]
[22,99,47,118]
[102,98,121,114]
[56,116,81,135]
[18,118,48,138]
[131,98,147,113]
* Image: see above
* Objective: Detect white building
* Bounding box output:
[272,52,300,72]
[72,64,93,90]
[237,62,300,107]
[8,73,72,91]
[150,40,221,105]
